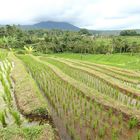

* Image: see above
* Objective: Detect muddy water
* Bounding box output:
[15,60,71,139]
[11,70,68,140]
[41,91,72,140]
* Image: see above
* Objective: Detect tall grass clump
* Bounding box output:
[0,111,7,128]
[10,110,22,127]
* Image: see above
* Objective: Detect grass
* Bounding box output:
[0,111,7,128]
[0,49,8,60]
[32,107,49,116]
[47,53,140,70]
[10,110,22,127]
[0,125,54,140]
[64,58,140,81]
[128,117,138,129]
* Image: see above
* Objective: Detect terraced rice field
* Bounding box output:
[0,51,59,140]
[1,50,140,140]
[17,54,140,140]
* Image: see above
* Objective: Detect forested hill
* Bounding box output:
[21,21,80,31]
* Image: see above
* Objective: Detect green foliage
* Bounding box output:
[1,25,140,54]
[9,48,15,52]
[0,125,45,140]
[98,127,106,138]
[135,131,140,140]
[108,108,113,117]
[78,28,91,35]
[10,110,22,127]
[112,128,118,140]
[32,107,48,115]
[0,50,8,59]
[0,25,28,48]
[120,30,138,36]
[16,49,25,54]
[128,117,138,129]
[92,119,99,129]
[22,126,43,140]
[0,111,7,128]
[48,53,140,70]
[24,46,34,54]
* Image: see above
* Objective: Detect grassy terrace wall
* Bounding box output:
[19,54,140,140]
[6,53,58,140]
[10,54,48,115]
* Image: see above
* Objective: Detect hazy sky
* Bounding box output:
[0,0,140,30]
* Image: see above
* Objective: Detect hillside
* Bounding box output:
[22,21,80,31]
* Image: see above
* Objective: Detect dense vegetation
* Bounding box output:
[1,24,140,139]
[0,25,140,54]
[120,30,139,36]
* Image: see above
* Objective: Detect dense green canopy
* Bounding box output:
[0,25,140,54]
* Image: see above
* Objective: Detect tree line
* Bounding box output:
[0,25,140,55]
[120,30,140,36]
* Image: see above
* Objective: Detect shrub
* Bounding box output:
[32,107,48,116]
[128,117,138,129]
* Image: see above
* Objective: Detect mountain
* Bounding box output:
[22,21,80,31]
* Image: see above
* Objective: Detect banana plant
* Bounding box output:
[24,45,34,54]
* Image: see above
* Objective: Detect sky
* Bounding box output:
[0,0,140,30]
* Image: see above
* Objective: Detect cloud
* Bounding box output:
[0,0,140,29]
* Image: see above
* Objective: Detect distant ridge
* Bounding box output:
[90,29,140,36]
[1,21,140,35]
[22,21,80,31]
